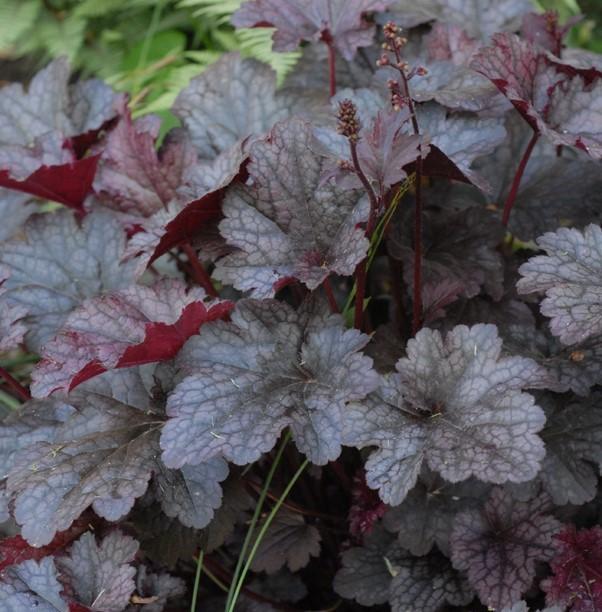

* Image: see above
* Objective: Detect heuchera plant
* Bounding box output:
[0,1,601,610]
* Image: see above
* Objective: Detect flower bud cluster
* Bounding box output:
[336,99,361,143]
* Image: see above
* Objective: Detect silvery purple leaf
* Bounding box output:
[517,224,602,345]
[343,324,547,505]
[161,297,378,467]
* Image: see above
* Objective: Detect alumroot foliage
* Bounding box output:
[0,0,601,610]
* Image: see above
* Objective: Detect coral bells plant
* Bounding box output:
[0,1,602,610]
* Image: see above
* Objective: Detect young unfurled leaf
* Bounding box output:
[0,58,124,209]
[93,114,197,218]
[5,367,227,546]
[56,531,138,611]
[472,33,602,158]
[172,53,294,160]
[343,324,547,505]
[539,393,602,505]
[30,279,233,397]
[334,525,473,611]
[451,488,561,610]
[517,224,602,345]
[214,118,369,297]
[542,525,602,612]
[0,209,140,352]
[161,298,378,468]
[250,509,321,574]
[232,0,395,60]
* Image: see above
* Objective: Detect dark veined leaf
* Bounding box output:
[334,525,473,611]
[517,224,602,345]
[4,367,228,546]
[450,487,561,610]
[0,209,141,352]
[214,118,369,297]
[232,0,395,60]
[0,58,124,209]
[343,324,547,505]
[30,279,233,396]
[161,297,378,468]
[542,525,602,612]
[521,10,581,56]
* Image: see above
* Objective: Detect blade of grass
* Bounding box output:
[342,175,414,317]
[225,430,291,610]
[190,549,204,611]
[226,457,310,612]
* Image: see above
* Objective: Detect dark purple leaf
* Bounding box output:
[30,279,233,396]
[161,297,378,467]
[517,224,602,345]
[214,118,369,296]
[334,526,473,611]
[343,324,547,505]
[250,509,321,574]
[539,393,602,505]
[93,113,197,218]
[450,488,561,610]
[128,566,186,612]
[388,205,506,301]
[382,470,489,556]
[232,0,394,60]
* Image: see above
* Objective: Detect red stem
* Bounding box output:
[326,41,337,97]
[502,131,539,227]
[323,277,339,313]
[0,367,30,402]
[412,159,423,335]
[181,243,218,297]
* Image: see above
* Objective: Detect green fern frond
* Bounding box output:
[176,0,300,83]
[0,0,40,53]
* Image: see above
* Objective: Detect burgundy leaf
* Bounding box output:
[93,113,197,218]
[0,58,124,209]
[542,525,602,612]
[232,0,395,60]
[521,10,582,56]
[451,488,562,610]
[472,33,602,158]
[30,279,233,397]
